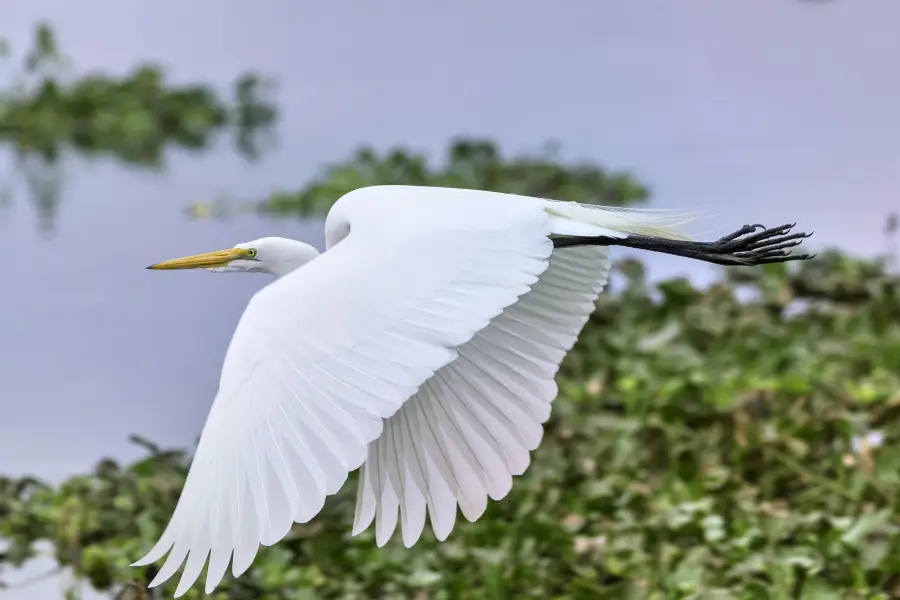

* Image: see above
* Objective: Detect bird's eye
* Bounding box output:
[246,248,258,258]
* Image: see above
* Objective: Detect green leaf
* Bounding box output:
[840,509,892,548]
[799,578,845,600]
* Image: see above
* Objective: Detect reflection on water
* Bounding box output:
[0,23,277,231]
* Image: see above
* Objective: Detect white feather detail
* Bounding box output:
[544,202,701,240]
[352,245,611,546]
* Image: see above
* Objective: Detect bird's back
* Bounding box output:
[325,185,695,251]
[323,185,550,249]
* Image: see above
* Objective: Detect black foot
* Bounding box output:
[553,223,816,266]
[693,222,816,266]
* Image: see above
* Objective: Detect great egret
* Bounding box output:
[138,185,813,596]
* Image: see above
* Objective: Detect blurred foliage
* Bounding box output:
[185,139,649,221]
[3,158,899,597]
[0,23,277,229]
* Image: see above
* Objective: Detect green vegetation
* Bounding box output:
[256,139,648,218]
[183,139,649,221]
[2,15,897,600]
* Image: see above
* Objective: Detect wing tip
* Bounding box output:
[148,569,173,589]
[131,547,166,568]
[402,530,423,548]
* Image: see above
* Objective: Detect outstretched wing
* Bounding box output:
[353,245,611,546]
[134,204,553,597]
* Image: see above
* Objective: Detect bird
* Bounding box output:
[137,185,814,596]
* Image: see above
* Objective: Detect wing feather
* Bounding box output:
[354,245,610,546]
[135,204,553,597]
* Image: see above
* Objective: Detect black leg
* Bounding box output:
[553,223,815,266]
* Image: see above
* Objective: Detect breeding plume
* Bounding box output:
[139,185,814,596]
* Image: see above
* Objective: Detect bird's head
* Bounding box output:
[147,237,320,278]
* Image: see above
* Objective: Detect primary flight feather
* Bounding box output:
[139,185,814,596]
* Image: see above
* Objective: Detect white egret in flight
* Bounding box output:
[137,185,813,596]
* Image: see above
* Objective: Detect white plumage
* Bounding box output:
[139,185,812,596]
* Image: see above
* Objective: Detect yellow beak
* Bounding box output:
[147,248,251,270]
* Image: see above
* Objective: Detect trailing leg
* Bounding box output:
[552,223,815,266]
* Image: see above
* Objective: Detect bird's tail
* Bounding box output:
[543,200,702,241]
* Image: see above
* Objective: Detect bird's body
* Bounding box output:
[140,185,813,596]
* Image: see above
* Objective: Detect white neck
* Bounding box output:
[264,242,321,278]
